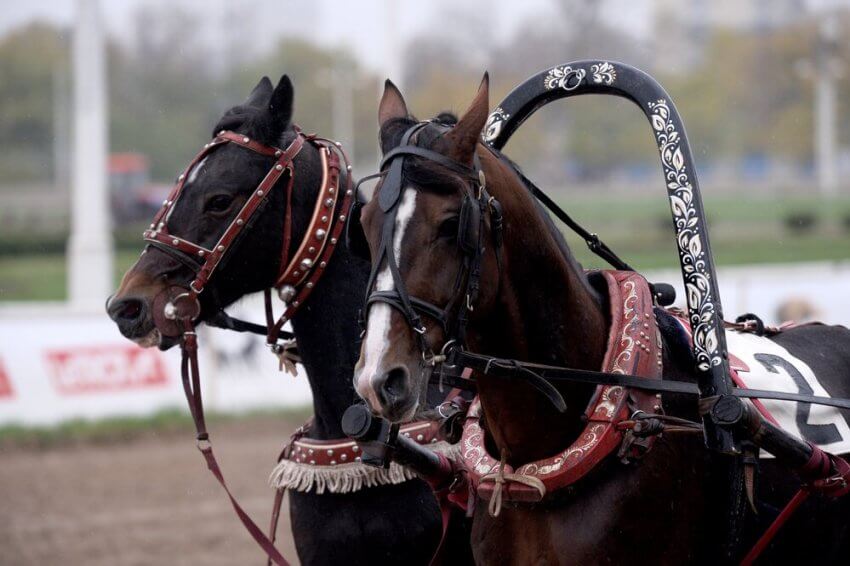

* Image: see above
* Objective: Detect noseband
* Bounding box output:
[362,122,503,361]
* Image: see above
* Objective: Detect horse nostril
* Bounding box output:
[109,297,145,322]
[378,366,409,405]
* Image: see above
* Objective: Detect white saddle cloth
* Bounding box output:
[727,330,850,457]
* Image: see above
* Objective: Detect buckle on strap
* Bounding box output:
[164,292,201,322]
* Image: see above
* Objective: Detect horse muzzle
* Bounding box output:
[356,365,419,423]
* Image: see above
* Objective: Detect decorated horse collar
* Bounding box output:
[270,419,451,494]
[460,270,664,505]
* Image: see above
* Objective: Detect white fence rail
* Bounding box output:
[1,261,848,427]
[0,294,311,426]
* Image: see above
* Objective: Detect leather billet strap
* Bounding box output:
[484,144,633,273]
[275,146,334,289]
[144,130,305,294]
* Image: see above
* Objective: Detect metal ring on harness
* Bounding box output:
[164,292,201,322]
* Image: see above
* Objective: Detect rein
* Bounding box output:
[436,348,850,411]
[142,128,354,566]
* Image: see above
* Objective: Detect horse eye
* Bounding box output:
[437,216,459,239]
[205,194,233,213]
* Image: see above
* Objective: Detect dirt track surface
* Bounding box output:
[0,415,302,565]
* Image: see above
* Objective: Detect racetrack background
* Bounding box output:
[3,1,850,564]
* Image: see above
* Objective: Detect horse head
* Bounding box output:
[353,76,505,422]
[107,75,318,349]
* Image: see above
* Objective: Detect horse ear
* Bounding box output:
[245,76,273,108]
[378,79,409,129]
[444,73,489,165]
[268,75,294,129]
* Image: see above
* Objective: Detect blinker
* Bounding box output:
[458,193,481,255]
[378,159,404,212]
[344,198,371,260]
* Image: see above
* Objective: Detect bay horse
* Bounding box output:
[353,76,850,564]
[107,75,470,565]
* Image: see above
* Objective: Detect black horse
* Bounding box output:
[107,76,469,565]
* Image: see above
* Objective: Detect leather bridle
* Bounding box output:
[361,122,503,363]
[140,127,354,566]
[145,130,302,295]
[143,128,353,346]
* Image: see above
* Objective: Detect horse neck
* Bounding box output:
[286,141,370,440]
[470,151,610,465]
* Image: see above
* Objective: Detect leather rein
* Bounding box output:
[142,127,354,566]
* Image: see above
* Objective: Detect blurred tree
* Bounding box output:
[0,2,844,193]
[109,5,218,180]
[0,23,69,182]
[668,26,815,162]
[224,39,380,172]
[110,5,380,180]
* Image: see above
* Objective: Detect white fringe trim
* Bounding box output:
[269,441,459,494]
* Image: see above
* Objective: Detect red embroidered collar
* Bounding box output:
[460,270,664,504]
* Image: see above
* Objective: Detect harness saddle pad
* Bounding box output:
[726,330,850,457]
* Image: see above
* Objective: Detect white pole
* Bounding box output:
[384,0,402,88]
[815,16,839,196]
[332,60,355,166]
[68,0,113,310]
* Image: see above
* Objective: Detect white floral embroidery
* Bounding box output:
[648,99,721,371]
[483,107,510,144]
[543,65,586,91]
[591,61,617,85]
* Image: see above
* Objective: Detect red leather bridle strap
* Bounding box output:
[180,319,291,566]
[267,139,354,344]
[143,130,305,294]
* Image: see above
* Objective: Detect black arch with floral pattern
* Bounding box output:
[483,60,735,455]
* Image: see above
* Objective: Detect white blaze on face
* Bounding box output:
[187,155,208,185]
[165,156,208,226]
[356,187,417,404]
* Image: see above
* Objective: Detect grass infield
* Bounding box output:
[1,195,849,301]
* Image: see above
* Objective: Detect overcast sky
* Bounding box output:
[0,0,655,75]
[5,0,846,79]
